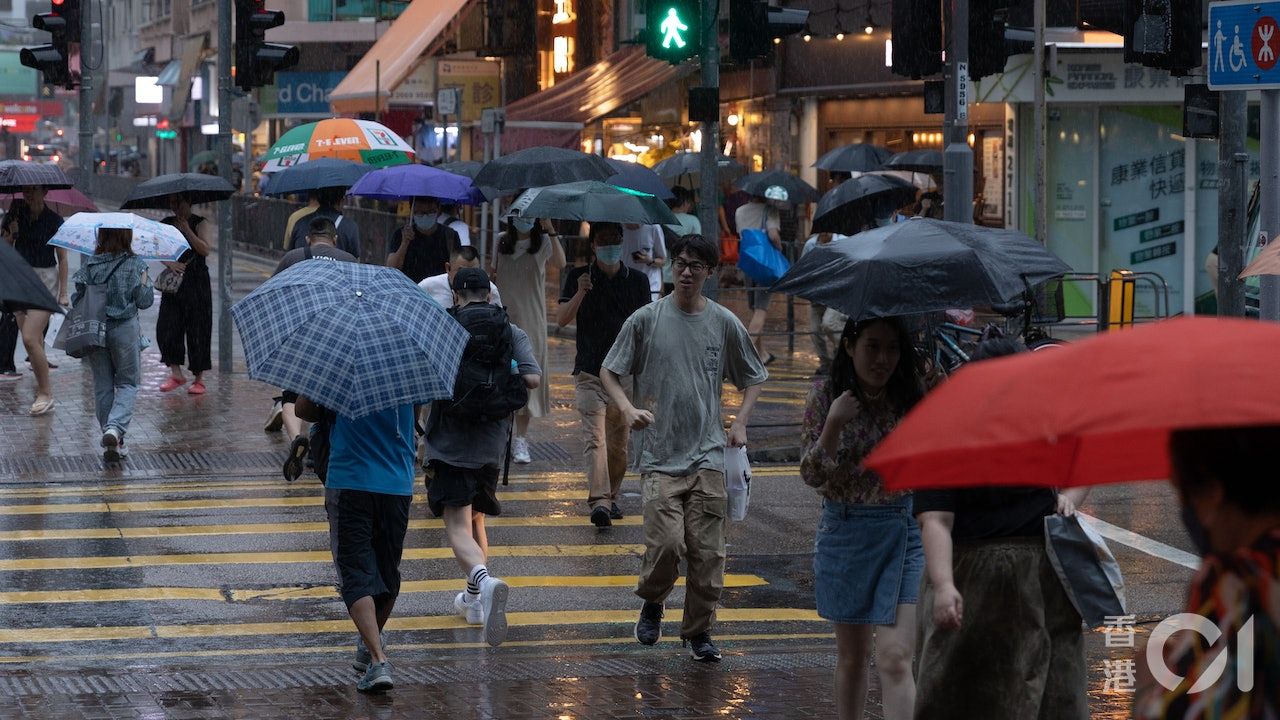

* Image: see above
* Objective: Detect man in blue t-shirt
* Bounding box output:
[297,396,414,694]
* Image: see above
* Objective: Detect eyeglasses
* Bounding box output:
[672,258,711,274]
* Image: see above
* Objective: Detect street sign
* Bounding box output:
[956,62,969,122]
[1208,0,1280,89]
[437,87,458,116]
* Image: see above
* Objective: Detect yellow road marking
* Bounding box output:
[0,515,645,542]
[0,543,645,571]
[0,608,823,644]
[0,587,227,604]
[0,632,835,664]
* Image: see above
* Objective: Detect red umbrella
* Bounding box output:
[0,188,97,217]
[865,317,1280,491]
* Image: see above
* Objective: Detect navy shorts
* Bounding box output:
[426,460,501,517]
[325,488,411,609]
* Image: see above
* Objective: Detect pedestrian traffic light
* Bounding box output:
[20,1,74,89]
[728,0,808,65]
[890,0,942,79]
[234,0,299,91]
[645,0,699,64]
[1123,0,1202,75]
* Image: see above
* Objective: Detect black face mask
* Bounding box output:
[1180,502,1212,556]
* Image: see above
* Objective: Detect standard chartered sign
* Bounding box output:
[275,72,345,115]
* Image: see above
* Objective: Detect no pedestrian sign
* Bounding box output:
[1208,0,1280,89]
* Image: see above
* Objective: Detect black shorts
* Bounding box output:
[426,460,501,517]
[324,488,411,609]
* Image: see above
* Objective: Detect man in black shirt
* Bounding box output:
[286,187,361,258]
[385,196,461,284]
[557,222,652,527]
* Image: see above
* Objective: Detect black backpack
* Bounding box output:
[445,303,529,423]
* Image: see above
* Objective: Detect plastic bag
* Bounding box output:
[724,445,751,521]
[1044,514,1127,628]
[737,228,791,286]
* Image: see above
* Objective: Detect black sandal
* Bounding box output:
[283,435,309,482]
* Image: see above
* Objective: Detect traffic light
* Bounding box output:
[53,0,80,43]
[890,0,942,79]
[1123,0,1202,76]
[970,1,1031,81]
[21,1,74,89]
[645,0,699,64]
[234,0,299,91]
[728,0,808,65]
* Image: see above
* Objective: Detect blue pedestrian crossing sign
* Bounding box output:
[1209,0,1280,89]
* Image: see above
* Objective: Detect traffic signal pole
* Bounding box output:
[217,0,234,371]
[942,0,972,224]
[1218,90,1248,318]
[697,0,720,299]
[77,0,92,196]
[1261,91,1280,321]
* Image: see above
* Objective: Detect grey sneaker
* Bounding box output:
[635,602,663,645]
[480,575,509,647]
[352,633,384,672]
[356,661,393,693]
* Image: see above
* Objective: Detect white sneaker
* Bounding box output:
[512,437,532,464]
[264,400,284,433]
[102,428,122,462]
[479,576,509,646]
[453,591,483,625]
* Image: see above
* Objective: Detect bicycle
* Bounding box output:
[924,280,1069,375]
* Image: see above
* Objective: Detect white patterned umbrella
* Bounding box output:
[48,212,192,261]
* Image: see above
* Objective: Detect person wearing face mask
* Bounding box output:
[620,222,667,301]
[493,214,567,464]
[385,196,461,284]
[1132,425,1280,720]
[557,222,652,527]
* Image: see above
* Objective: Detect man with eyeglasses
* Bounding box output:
[600,234,769,663]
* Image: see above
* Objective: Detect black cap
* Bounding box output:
[452,267,490,291]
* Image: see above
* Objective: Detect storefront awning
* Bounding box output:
[506,46,694,125]
[166,33,209,123]
[329,0,476,114]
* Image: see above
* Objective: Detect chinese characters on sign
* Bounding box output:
[1103,614,1138,693]
[1109,149,1187,201]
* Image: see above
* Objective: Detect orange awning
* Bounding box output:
[329,0,475,114]
[506,46,694,124]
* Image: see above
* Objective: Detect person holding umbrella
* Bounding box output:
[4,186,66,415]
[385,196,461,284]
[156,192,214,395]
[799,316,926,720]
[70,228,153,461]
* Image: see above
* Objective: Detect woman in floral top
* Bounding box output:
[800,317,925,720]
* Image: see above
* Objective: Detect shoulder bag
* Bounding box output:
[55,257,129,358]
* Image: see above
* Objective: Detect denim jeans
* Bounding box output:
[85,316,141,434]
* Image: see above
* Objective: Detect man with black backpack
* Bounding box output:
[422,267,541,647]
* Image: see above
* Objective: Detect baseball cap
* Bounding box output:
[452,267,490,291]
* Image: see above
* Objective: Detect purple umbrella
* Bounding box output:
[347,163,485,204]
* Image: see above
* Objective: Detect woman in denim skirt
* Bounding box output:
[800,317,926,720]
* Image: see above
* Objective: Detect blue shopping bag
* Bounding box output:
[737,227,790,286]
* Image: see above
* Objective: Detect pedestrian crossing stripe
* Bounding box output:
[0,516,646,543]
[0,543,647,571]
[0,632,836,665]
[0,574,770,605]
[0,608,825,645]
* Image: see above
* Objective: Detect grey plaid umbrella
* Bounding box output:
[121,173,236,209]
[231,260,470,418]
[0,161,72,191]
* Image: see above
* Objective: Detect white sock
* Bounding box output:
[467,565,488,599]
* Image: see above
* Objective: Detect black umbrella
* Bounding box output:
[772,219,1072,321]
[264,159,374,197]
[509,181,678,225]
[652,152,746,182]
[811,174,919,234]
[885,149,945,173]
[0,242,61,313]
[474,147,614,193]
[0,161,73,192]
[438,160,484,179]
[605,158,674,200]
[121,172,236,209]
[735,169,819,204]
[813,144,893,173]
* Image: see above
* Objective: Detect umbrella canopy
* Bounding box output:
[0,189,96,217]
[508,181,678,225]
[605,158,675,200]
[347,163,485,204]
[231,260,470,418]
[735,169,819,204]
[437,160,484,179]
[48,212,192,261]
[474,147,614,193]
[265,158,375,197]
[0,161,73,191]
[1240,239,1280,278]
[813,144,893,173]
[772,219,1071,321]
[885,149,944,173]
[0,241,61,313]
[865,317,1280,491]
[811,174,919,234]
[652,152,747,182]
[262,118,415,172]
[120,173,236,209]
[863,169,938,191]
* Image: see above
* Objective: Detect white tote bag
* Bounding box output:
[724,445,752,521]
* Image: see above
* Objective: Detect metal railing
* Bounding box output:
[229,196,405,264]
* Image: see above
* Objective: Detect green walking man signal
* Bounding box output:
[646,0,699,63]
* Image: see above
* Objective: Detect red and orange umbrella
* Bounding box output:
[865,317,1280,491]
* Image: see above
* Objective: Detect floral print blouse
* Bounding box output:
[799,376,908,505]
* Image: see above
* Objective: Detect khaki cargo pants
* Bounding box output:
[575,373,630,511]
[635,468,727,639]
